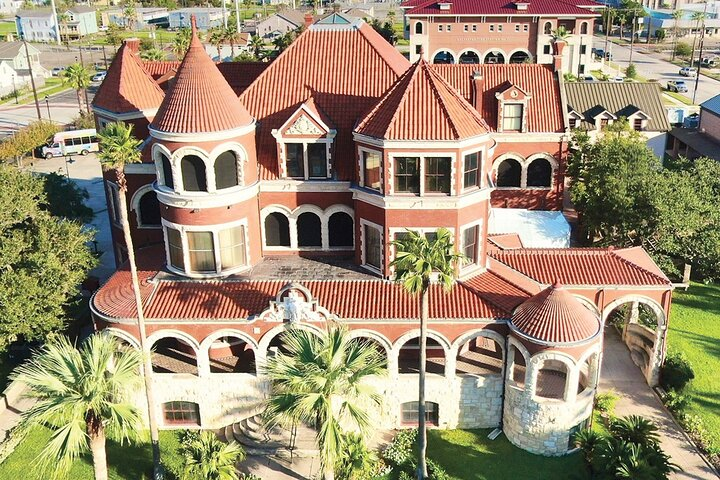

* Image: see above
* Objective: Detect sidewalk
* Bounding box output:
[599,327,718,480]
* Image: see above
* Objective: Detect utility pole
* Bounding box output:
[235,0,241,32]
[23,39,42,120]
[222,0,228,29]
[629,9,637,65]
[692,2,708,104]
[50,0,61,46]
[77,46,91,113]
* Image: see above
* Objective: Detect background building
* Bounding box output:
[168,8,227,30]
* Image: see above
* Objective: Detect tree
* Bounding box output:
[674,41,691,58]
[264,325,386,480]
[654,28,666,43]
[13,335,143,480]
[625,63,637,78]
[671,10,683,60]
[369,19,396,45]
[41,172,94,223]
[0,165,95,350]
[62,63,91,113]
[249,35,264,58]
[223,25,243,59]
[106,24,123,50]
[0,120,59,165]
[140,47,166,61]
[618,13,627,40]
[336,433,379,480]
[181,431,245,480]
[97,121,163,479]
[172,27,194,58]
[689,11,706,66]
[209,26,225,59]
[574,429,603,476]
[122,0,137,30]
[391,228,464,480]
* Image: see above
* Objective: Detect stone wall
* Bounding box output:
[503,384,593,456]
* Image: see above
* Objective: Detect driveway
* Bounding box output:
[599,327,717,480]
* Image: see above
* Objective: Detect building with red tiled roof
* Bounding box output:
[401,0,600,76]
[90,14,673,458]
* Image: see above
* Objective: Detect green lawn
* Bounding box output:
[0,425,182,480]
[668,282,720,449]
[0,21,16,38]
[427,429,589,480]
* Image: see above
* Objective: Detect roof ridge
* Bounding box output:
[423,61,462,139]
[426,62,490,134]
[356,21,409,77]
[356,60,417,137]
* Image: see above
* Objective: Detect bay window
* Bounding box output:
[165,223,249,275]
[394,157,420,194]
[424,157,451,194]
[362,150,382,191]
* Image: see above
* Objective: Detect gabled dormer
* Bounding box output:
[495,83,531,133]
[271,97,337,180]
[567,107,583,129]
[587,105,617,130]
[618,105,650,131]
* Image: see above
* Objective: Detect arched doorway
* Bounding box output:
[455,334,503,375]
[265,212,291,247]
[398,337,445,375]
[459,51,480,64]
[432,50,455,64]
[484,50,505,64]
[150,336,199,375]
[509,51,531,64]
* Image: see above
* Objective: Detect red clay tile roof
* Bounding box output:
[239,22,409,180]
[143,60,180,80]
[489,248,671,286]
[405,0,598,16]
[488,233,524,250]
[463,271,530,314]
[216,62,272,95]
[151,23,254,134]
[432,64,564,133]
[92,41,165,114]
[511,282,601,344]
[355,59,489,141]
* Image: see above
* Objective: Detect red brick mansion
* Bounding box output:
[90,15,672,456]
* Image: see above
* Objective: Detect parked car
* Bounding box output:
[699,57,717,68]
[579,74,596,82]
[93,62,107,71]
[610,76,625,83]
[679,67,697,77]
[91,71,107,83]
[51,66,66,76]
[594,49,612,61]
[667,80,688,93]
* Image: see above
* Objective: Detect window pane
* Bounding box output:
[181,155,207,192]
[167,227,184,269]
[394,157,420,193]
[463,226,477,264]
[139,191,161,226]
[365,226,381,269]
[464,152,480,189]
[214,151,239,190]
[425,157,451,194]
[286,143,304,178]
[363,151,382,191]
[161,154,174,189]
[219,226,246,270]
[187,231,215,273]
[163,401,199,425]
[307,143,327,178]
[503,104,523,131]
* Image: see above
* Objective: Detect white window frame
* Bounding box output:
[130,184,162,229]
[161,218,251,278]
[358,146,383,193]
[459,220,484,273]
[360,219,383,274]
[279,140,334,180]
[389,152,457,196]
[460,148,483,192]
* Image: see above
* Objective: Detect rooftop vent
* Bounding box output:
[514,1,530,10]
[438,2,452,10]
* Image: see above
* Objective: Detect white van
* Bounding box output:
[42,129,99,159]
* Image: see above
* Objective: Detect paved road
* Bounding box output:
[600,327,718,480]
[593,37,720,104]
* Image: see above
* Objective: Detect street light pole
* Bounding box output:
[11,75,18,104]
[45,96,52,122]
[692,3,708,105]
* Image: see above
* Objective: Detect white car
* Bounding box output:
[610,76,625,83]
[92,71,107,82]
[679,67,697,77]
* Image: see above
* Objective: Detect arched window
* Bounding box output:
[265,212,290,247]
[181,155,207,192]
[459,51,480,64]
[535,359,571,400]
[151,337,198,375]
[526,158,553,187]
[496,158,522,187]
[544,22,552,35]
[432,50,455,64]
[214,151,238,190]
[415,22,423,34]
[328,212,353,247]
[580,22,588,35]
[483,50,505,64]
[509,51,531,64]
[138,190,161,226]
[160,153,173,189]
[297,212,321,247]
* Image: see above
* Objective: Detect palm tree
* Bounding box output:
[671,9,683,61]
[122,0,136,31]
[182,431,245,480]
[618,13,627,40]
[263,325,386,480]
[209,27,225,59]
[391,228,464,480]
[610,415,660,447]
[172,27,194,59]
[224,26,243,59]
[62,62,90,113]
[140,47,166,61]
[249,34,264,59]
[97,121,163,480]
[574,428,603,476]
[689,11,706,67]
[13,335,143,480]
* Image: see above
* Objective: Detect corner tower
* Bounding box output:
[149,17,260,278]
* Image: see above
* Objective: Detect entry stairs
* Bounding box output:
[221,413,319,459]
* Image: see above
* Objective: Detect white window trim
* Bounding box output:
[360,219,383,274]
[492,153,558,190]
[276,139,335,180]
[130,184,162,230]
[358,146,383,193]
[389,152,457,196]
[459,219,484,274]
[260,204,355,252]
[161,217,251,279]
[105,180,122,227]
[460,147,484,192]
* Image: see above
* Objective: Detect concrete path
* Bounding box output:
[599,327,718,480]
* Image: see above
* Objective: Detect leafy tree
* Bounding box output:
[671,10,683,60]
[71,111,96,130]
[106,24,124,49]
[0,120,59,165]
[140,47,166,61]
[625,63,637,78]
[41,172,94,223]
[181,430,245,480]
[369,19,396,45]
[264,325,386,480]
[391,228,464,479]
[336,433,380,480]
[62,63,91,113]
[13,335,143,480]
[0,165,95,350]
[674,41,691,57]
[654,28,666,43]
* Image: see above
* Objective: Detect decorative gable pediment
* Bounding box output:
[276,99,336,139]
[495,83,532,102]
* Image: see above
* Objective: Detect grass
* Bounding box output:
[0,21,16,38]
[426,429,589,480]
[663,90,694,106]
[668,282,720,449]
[0,425,183,479]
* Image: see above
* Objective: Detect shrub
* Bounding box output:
[595,391,619,414]
[382,429,417,466]
[675,41,692,57]
[662,388,690,414]
[661,351,695,391]
[71,111,96,130]
[625,63,637,79]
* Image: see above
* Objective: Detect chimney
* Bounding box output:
[552,41,565,73]
[471,70,484,113]
[304,12,313,28]
[124,37,140,54]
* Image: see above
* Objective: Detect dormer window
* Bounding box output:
[439,2,452,10]
[502,104,523,131]
[496,84,531,133]
[285,142,328,179]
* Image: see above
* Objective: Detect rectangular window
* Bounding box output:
[569,118,578,129]
[187,231,215,273]
[219,226,247,270]
[438,24,443,31]
[502,104,523,131]
[600,118,609,128]
[463,152,480,189]
[364,225,382,270]
[362,150,382,191]
[286,143,304,178]
[523,24,529,32]
[307,143,327,178]
[394,157,420,194]
[633,118,643,131]
[424,157,451,194]
[415,45,422,54]
[580,45,587,54]
[515,24,520,32]
[498,24,503,32]
[163,401,200,425]
[167,227,184,270]
[464,24,468,31]
[462,225,478,265]
[447,24,451,31]
[401,401,439,426]
[472,24,477,31]
[489,25,494,32]
[543,44,551,55]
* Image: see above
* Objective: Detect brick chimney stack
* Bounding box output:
[124,38,140,54]
[471,70,484,114]
[552,40,566,73]
[304,13,314,28]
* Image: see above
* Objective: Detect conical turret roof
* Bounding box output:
[151,17,253,134]
[511,281,600,345]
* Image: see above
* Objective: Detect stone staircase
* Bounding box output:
[221,413,319,459]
